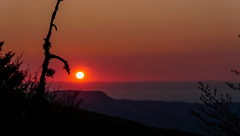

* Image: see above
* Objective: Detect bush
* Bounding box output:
[0,41,38,99]
[191,81,240,136]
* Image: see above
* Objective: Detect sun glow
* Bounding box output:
[76,72,84,79]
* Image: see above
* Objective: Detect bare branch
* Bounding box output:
[50,54,70,75]
[191,82,240,136]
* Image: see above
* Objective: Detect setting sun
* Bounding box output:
[76,72,84,79]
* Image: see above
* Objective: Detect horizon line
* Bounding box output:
[49,80,239,83]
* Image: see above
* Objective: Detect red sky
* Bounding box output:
[1,0,240,82]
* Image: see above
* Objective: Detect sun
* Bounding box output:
[76,72,84,79]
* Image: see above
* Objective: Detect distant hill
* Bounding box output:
[54,90,203,134]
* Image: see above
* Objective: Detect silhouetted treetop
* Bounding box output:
[0,42,34,98]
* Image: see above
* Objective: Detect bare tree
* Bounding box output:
[36,0,70,100]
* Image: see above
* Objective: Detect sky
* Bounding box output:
[1,0,240,82]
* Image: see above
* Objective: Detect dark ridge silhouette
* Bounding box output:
[0,96,201,136]
[52,90,205,134]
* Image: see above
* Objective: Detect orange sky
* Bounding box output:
[1,0,240,82]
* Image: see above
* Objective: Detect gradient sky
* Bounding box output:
[1,0,240,82]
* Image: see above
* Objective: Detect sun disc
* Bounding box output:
[76,72,84,79]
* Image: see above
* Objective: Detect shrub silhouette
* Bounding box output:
[191,81,240,135]
[0,41,37,99]
[191,33,240,136]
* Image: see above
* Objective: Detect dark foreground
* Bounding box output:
[0,96,201,136]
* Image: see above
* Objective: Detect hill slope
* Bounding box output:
[0,96,200,136]
[54,90,202,134]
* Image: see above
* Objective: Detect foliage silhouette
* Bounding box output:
[0,41,38,99]
[46,91,84,109]
[0,43,84,136]
[36,0,70,100]
[191,81,240,135]
[191,34,240,135]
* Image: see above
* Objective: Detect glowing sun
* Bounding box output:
[76,72,84,79]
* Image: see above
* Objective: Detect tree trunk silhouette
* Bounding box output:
[35,0,70,100]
